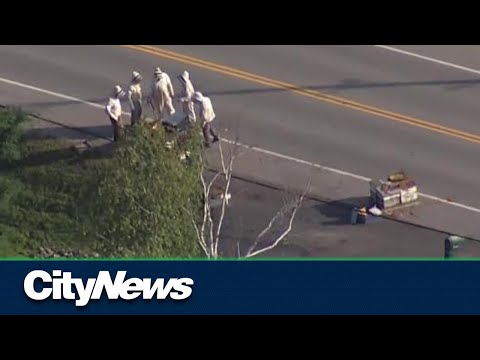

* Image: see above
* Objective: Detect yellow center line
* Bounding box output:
[122,44,480,145]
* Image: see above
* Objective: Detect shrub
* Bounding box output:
[0,107,29,163]
[0,107,205,259]
[0,138,99,255]
[84,123,204,258]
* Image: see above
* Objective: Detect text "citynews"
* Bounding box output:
[24,270,194,307]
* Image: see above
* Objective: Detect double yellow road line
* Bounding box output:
[123,45,480,145]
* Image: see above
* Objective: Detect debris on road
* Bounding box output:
[209,184,232,208]
[370,171,419,211]
[369,206,382,216]
[444,235,466,258]
[350,171,418,226]
[350,207,368,225]
[388,170,407,182]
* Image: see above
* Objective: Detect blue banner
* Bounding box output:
[1,260,480,315]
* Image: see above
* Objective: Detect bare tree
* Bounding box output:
[190,137,310,259]
[243,185,308,258]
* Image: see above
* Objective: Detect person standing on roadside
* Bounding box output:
[105,85,125,142]
[128,71,143,125]
[149,67,175,125]
[177,70,196,123]
[193,91,219,147]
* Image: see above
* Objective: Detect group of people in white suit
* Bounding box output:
[105,67,219,146]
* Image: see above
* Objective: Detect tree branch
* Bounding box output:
[245,200,293,256]
[205,171,223,258]
[206,172,223,198]
[218,140,228,178]
[214,147,235,257]
[198,150,226,259]
[208,199,215,257]
[199,170,209,246]
[183,204,209,258]
[244,177,311,258]
[133,197,153,216]
[245,197,303,258]
[191,215,209,258]
[237,240,241,259]
[196,132,310,260]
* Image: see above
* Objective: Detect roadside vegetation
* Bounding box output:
[0,106,203,258]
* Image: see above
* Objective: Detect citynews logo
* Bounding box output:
[23,270,194,307]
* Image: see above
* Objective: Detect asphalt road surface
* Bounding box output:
[224,176,480,258]
[0,45,479,239]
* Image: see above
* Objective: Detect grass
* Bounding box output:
[0,137,111,257]
[0,105,204,259]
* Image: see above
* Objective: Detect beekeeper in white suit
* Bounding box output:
[177,70,196,123]
[149,67,175,125]
[105,85,125,142]
[128,71,143,125]
[193,91,219,147]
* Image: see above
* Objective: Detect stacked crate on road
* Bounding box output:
[370,173,419,210]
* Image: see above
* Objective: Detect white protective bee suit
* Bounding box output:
[193,91,219,146]
[177,70,196,122]
[128,71,143,125]
[150,67,175,123]
[105,85,125,142]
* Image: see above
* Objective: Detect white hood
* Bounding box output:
[193,91,204,102]
[179,70,190,82]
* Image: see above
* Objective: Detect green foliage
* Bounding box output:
[0,107,29,163]
[85,123,204,258]
[0,176,29,257]
[0,138,102,255]
[0,106,205,258]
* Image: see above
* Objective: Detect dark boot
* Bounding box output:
[209,124,220,143]
[203,124,212,147]
[110,117,119,142]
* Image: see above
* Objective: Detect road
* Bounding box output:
[224,176,480,258]
[0,45,479,240]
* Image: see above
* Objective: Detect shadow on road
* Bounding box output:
[8,77,480,114]
[249,243,312,258]
[314,196,372,226]
[204,77,480,97]
[25,125,113,141]
[12,98,106,109]
[2,139,114,171]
